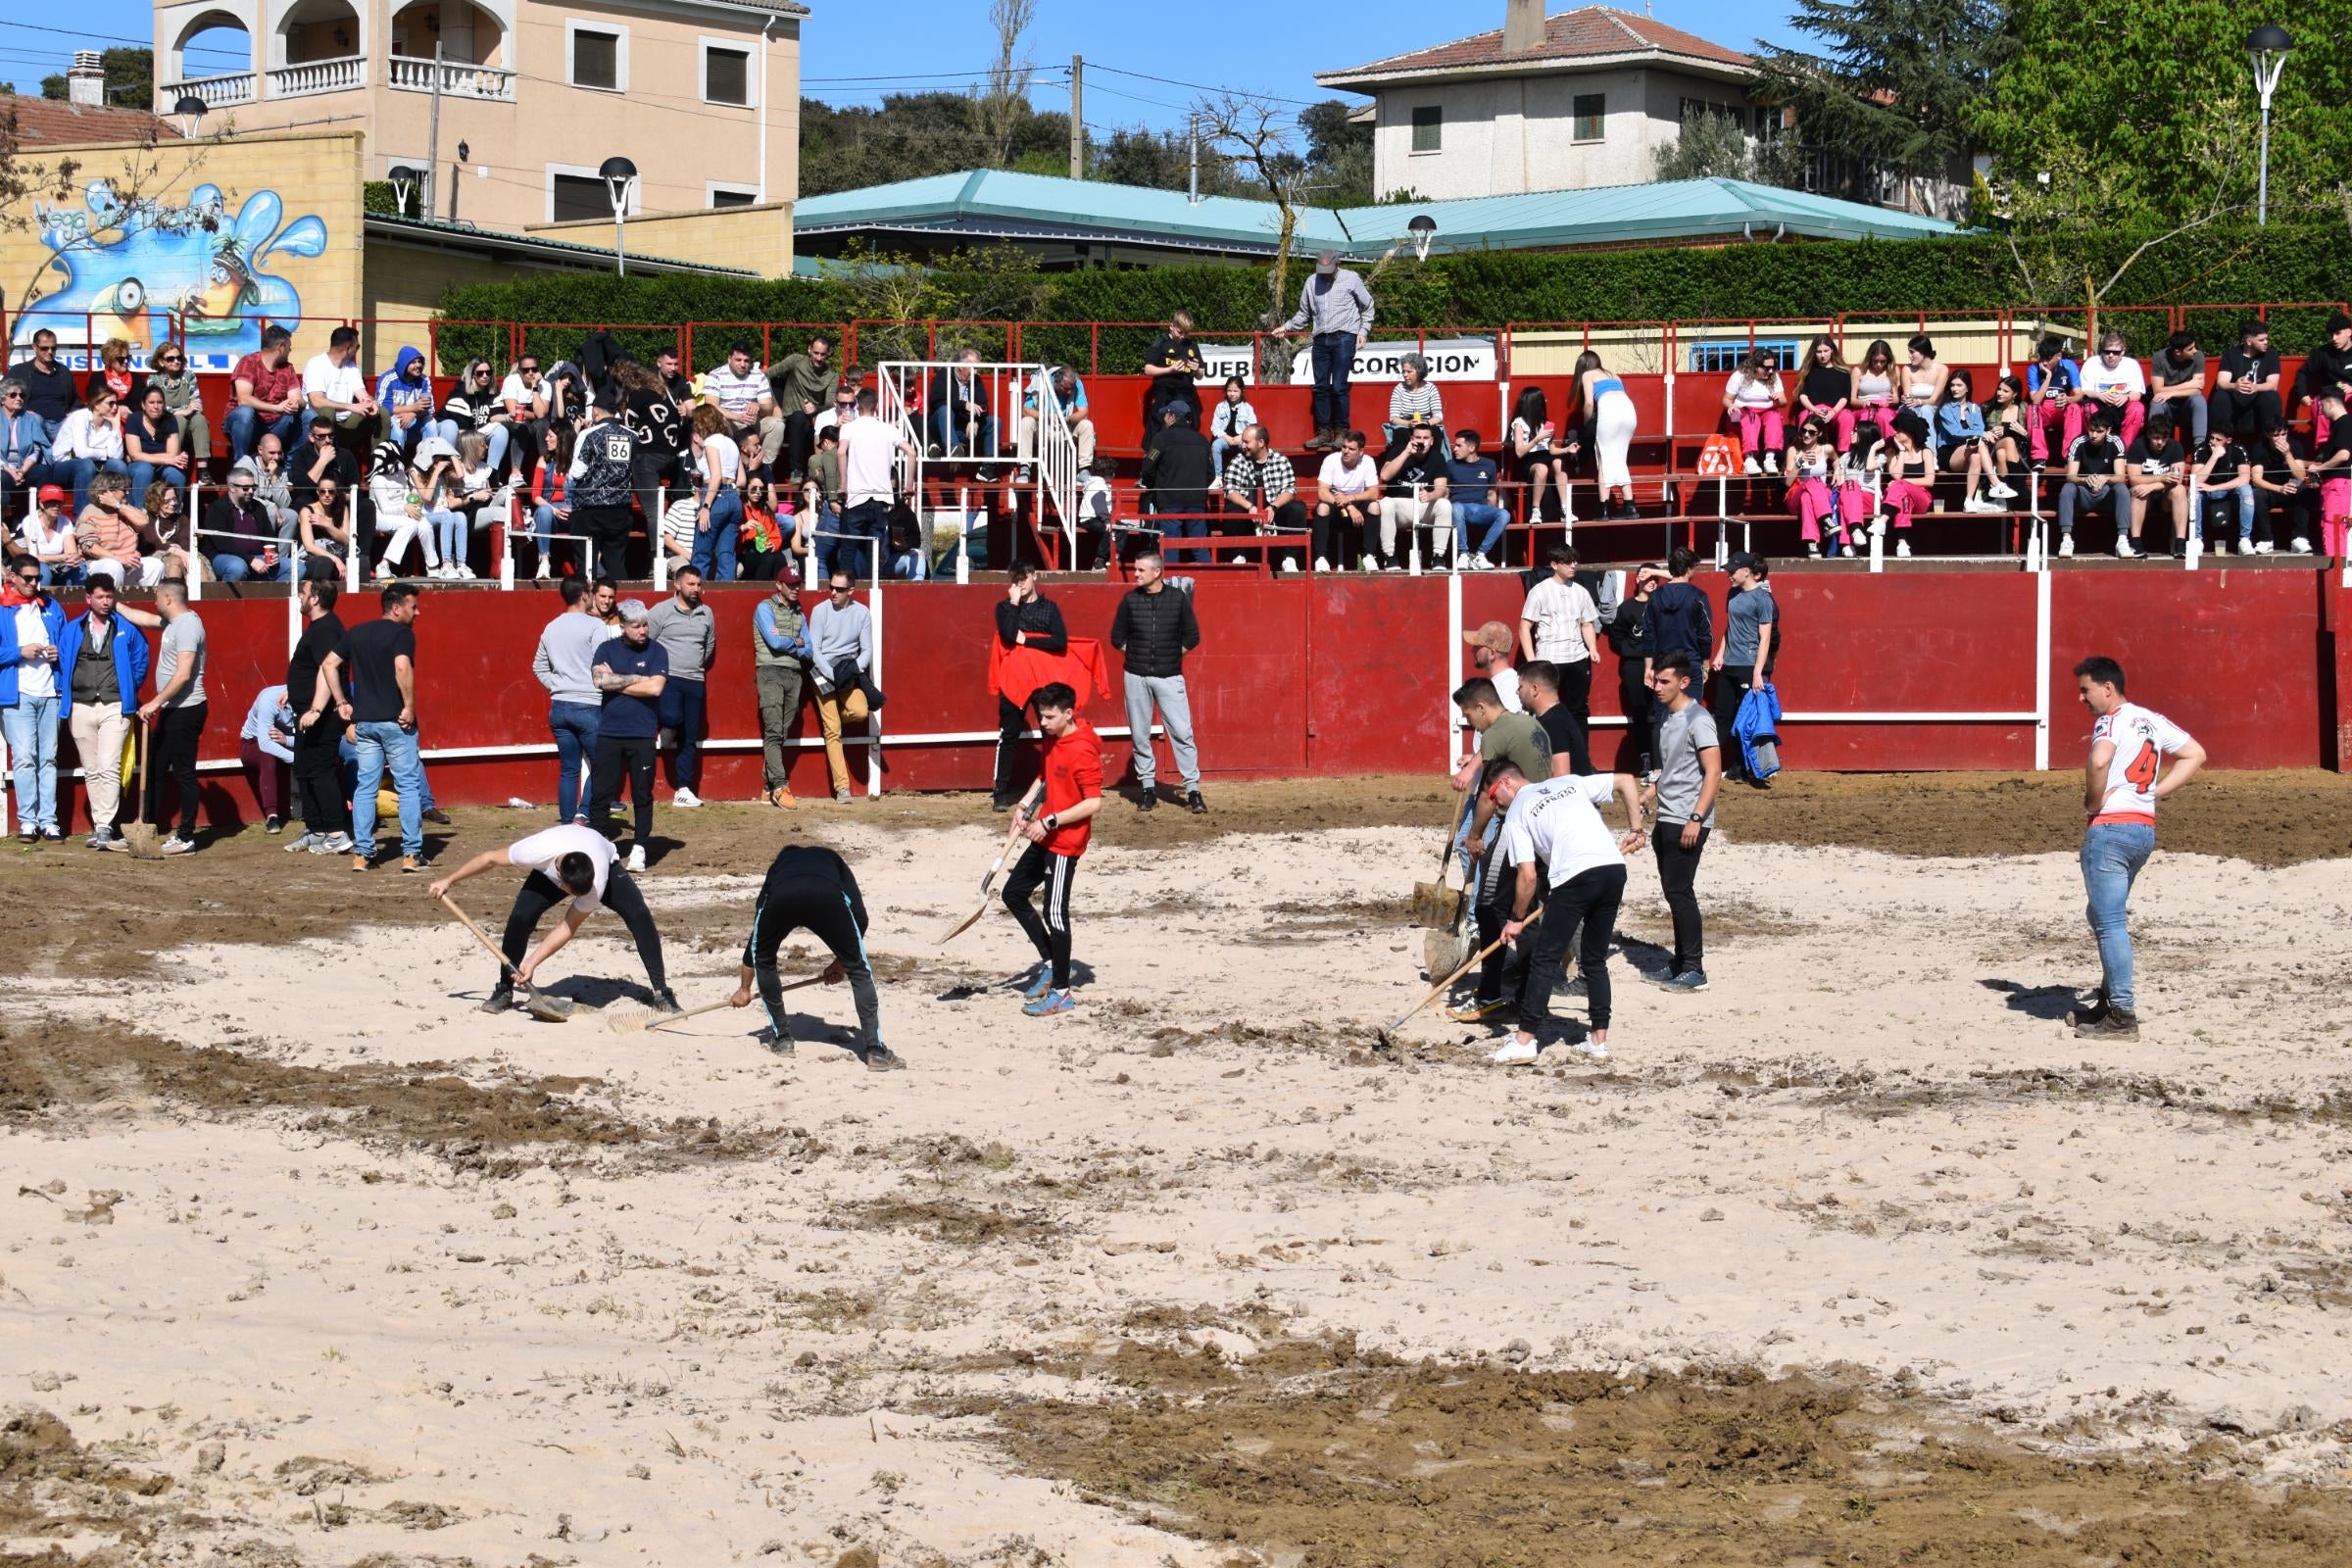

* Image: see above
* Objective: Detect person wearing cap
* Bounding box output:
[1279,251,1377,453]
[1463,618,1523,712]
[2295,311,2352,426]
[1708,555,1777,786]
[18,486,82,586]
[588,599,668,874]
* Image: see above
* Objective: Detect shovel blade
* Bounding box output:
[1423,924,1475,981]
[1408,879,1461,929]
[520,989,575,1023]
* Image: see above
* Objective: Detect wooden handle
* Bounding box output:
[1389,906,1543,1030]
[438,893,521,978]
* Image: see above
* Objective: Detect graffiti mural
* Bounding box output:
[11,182,328,371]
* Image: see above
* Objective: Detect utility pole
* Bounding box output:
[424,42,445,220]
[1068,55,1083,179]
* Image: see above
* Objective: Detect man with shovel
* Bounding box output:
[1486,762,1647,1066]
[429,822,678,1018]
[728,843,904,1071]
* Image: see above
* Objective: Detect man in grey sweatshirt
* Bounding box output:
[532,576,608,823]
[647,565,718,807]
[808,568,873,802]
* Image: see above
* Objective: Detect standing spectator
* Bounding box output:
[702,343,779,476]
[2309,387,2352,561]
[804,423,844,563]
[1311,430,1379,572]
[1462,619,1523,712]
[1280,252,1375,452]
[9,329,80,440]
[226,324,305,463]
[2056,408,2127,560]
[1108,547,1204,813]
[285,577,351,856]
[146,343,210,479]
[1140,312,1207,433]
[1448,430,1510,568]
[237,682,293,833]
[135,578,206,856]
[2,557,66,842]
[616,359,687,531]
[1722,349,1787,474]
[1206,376,1255,476]
[992,564,1067,810]
[589,599,666,872]
[303,325,379,450]
[1708,554,1777,787]
[684,403,740,583]
[1384,354,1445,453]
[2296,312,2352,427]
[1640,546,1712,696]
[2147,330,2207,447]
[1140,404,1215,565]
[201,466,282,582]
[836,387,917,579]
[1375,423,1451,569]
[532,576,607,826]
[1515,660,1592,776]
[326,583,426,873]
[123,384,188,499]
[0,379,50,517]
[1001,681,1104,1019]
[19,486,80,586]
[753,563,809,808]
[1644,652,1720,993]
[570,390,638,583]
[57,573,147,850]
[649,566,716,808]
[2077,332,2148,449]
[1518,544,1599,722]
[2211,318,2283,439]
[497,354,556,481]
[291,413,360,514]
[1019,366,1096,469]
[2123,408,2189,558]
[51,390,127,515]
[376,347,435,462]
[1794,336,1851,450]
[808,569,873,804]
[766,335,838,482]
[2251,426,2309,555]
[1606,564,1664,768]
[1579,352,1641,519]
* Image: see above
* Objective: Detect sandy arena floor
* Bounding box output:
[6,772,2352,1566]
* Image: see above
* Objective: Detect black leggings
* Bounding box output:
[993,695,1029,803]
[590,732,656,848]
[500,868,667,994]
[1004,843,1078,988]
[1515,863,1626,1034]
[746,874,883,1048]
[1312,501,1370,567]
[1652,821,1710,973]
[292,714,348,836]
[147,702,207,838]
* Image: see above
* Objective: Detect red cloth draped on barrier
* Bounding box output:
[989,635,1113,710]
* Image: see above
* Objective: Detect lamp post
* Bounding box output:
[599,156,639,276]
[1407,213,1438,263]
[172,93,207,140]
[2247,24,2291,226]
[388,164,422,219]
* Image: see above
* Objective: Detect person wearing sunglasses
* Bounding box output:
[203,468,283,582]
[0,378,51,519]
[2076,331,2148,450]
[808,570,872,804]
[2,555,69,843]
[147,344,211,478]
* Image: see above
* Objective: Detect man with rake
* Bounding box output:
[429,823,678,1018]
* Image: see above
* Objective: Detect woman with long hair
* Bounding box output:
[1878,412,1936,557]
[1935,368,2015,512]
[1848,339,1898,451]
[690,402,743,582]
[1507,384,1570,526]
[1787,416,1843,557]
[531,422,576,581]
[1576,350,1640,520]
[1795,335,1852,450]
[1900,335,1948,430]
[1721,348,1787,474]
[1985,373,2030,480]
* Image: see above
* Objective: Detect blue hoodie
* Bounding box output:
[376,347,434,417]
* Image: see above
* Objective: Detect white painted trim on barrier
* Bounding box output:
[1445,566,1463,769]
[2033,562,2053,771]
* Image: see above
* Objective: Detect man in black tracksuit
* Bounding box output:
[1107,546,1205,811]
[570,388,638,580]
[729,844,903,1071]
[992,563,1067,810]
[286,576,351,851]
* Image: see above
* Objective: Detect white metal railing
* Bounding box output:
[880,360,1073,566]
[387,55,515,101]
[268,55,366,99]
[164,73,255,108]
[1034,373,1081,561]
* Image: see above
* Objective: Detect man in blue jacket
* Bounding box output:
[2,559,70,840]
[56,574,149,850]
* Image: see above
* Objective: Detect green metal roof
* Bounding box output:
[366,214,758,277]
[791,169,1961,258]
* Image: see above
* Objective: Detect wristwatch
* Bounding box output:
[1043,812,1060,832]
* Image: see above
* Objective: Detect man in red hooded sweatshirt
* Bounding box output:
[1003,680,1102,1018]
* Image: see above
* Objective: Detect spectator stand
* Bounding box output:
[874,359,1084,571]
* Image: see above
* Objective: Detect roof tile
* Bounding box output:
[1,92,179,148]
[1321,4,1750,82]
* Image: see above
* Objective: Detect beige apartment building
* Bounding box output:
[153,0,805,220]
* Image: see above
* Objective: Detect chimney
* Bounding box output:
[67,50,105,107]
[1503,0,1545,55]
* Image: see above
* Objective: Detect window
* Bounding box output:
[567,22,626,92]
[703,43,750,107]
[551,172,610,222]
[1572,93,1605,142]
[709,185,758,209]
[1410,105,1442,154]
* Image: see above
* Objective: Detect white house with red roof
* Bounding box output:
[1317,2,1776,203]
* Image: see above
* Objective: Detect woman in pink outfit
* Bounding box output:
[1787,417,1846,556]
[1845,339,1898,452]
[1721,349,1788,474]
[1878,412,1936,558]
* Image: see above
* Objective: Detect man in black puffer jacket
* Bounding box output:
[992,564,1068,810]
[1108,547,1204,812]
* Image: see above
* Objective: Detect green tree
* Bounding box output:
[41,46,152,109]
[1751,0,2004,216]
[1651,112,1754,180]
[1298,98,1373,208]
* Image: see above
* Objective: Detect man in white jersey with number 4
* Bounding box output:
[2070,656,2205,1041]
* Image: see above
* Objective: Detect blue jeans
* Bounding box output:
[1310,331,1357,434]
[888,548,928,580]
[210,552,284,582]
[690,486,741,581]
[429,508,474,568]
[352,719,424,859]
[549,700,600,822]
[657,677,706,790]
[1160,511,1208,565]
[433,418,510,473]
[2200,487,2255,545]
[129,461,187,498]
[3,693,61,832]
[225,407,300,463]
[56,457,128,515]
[833,500,888,580]
[1454,502,1509,558]
[927,406,1000,459]
[531,502,564,554]
[2081,821,2155,1011]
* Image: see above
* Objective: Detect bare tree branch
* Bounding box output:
[976,0,1037,168]
[1193,92,1307,332]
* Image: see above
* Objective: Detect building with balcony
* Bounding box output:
[153,0,805,220]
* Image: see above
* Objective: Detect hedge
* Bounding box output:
[431,222,2349,373]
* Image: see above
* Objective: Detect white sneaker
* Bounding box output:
[2291,537,2314,555]
[1895,539,1912,558]
[1987,480,2019,500]
[1280,557,1299,573]
[459,564,477,580]
[1869,517,1886,538]
[534,560,552,580]
[1488,1037,1540,1066]
[1805,541,1820,558]
[1569,1038,1610,1063]
[374,563,394,581]
[1742,455,1761,475]
[672,787,703,809]
[1229,554,1248,564]
[1313,557,1331,572]
[624,845,647,873]
[1762,451,1780,475]
[1963,495,1999,514]
[2254,540,2275,555]
[2114,536,2138,559]
[2058,534,2076,558]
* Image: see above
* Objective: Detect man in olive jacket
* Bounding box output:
[1107,546,1203,812]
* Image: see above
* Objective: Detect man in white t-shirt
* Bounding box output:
[302,325,378,440]
[1518,541,1600,719]
[2076,334,2150,449]
[700,338,784,476]
[428,823,677,1016]
[832,386,918,578]
[1486,762,1645,1066]
[2069,656,2204,1042]
[1311,429,1379,571]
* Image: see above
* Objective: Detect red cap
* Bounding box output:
[36,484,65,505]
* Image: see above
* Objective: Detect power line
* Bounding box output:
[1088,62,1319,108]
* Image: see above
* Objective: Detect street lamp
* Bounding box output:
[2248,24,2291,226]
[1407,213,1438,263]
[172,93,207,139]
[599,156,639,276]
[387,164,422,219]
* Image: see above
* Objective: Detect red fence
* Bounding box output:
[7,569,2342,835]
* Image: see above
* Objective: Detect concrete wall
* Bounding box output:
[524,200,796,279]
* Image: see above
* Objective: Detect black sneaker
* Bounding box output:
[1186,791,1207,814]
[990,794,1013,812]
[478,988,515,1015]
[649,987,683,1017]
[2065,994,2109,1028]
[264,814,284,834]
[862,1046,908,1073]
[756,1024,794,1055]
[2073,1006,2139,1040]
[1136,790,1157,812]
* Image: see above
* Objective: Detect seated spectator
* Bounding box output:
[1934,369,2014,513]
[2211,318,2282,439]
[2076,332,2147,449]
[1017,366,1096,470]
[366,438,440,579]
[435,357,512,476]
[1507,386,1571,525]
[298,473,351,578]
[2310,385,2352,560]
[2147,330,2207,447]
[1722,349,1787,474]
[376,346,437,463]
[203,465,284,582]
[1207,376,1256,476]
[303,324,380,452]
[2297,312,2352,431]
[226,324,305,464]
[530,423,574,582]
[739,475,787,583]
[85,336,142,407]
[2122,408,2188,558]
[497,352,558,483]
[144,481,188,571]
[0,378,51,516]
[1786,418,1846,558]
[1984,374,2030,480]
[238,682,295,833]
[291,413,360,514]
[146,343,210,480]
[50,389,127,515]
[1376,422,1451,569]
[1140,403,1215,565]
[660,494,699,573]
[926,348,999,462]
[883,502,928,581]
[1072,455,1114,570]
[1794,335,1851,450]
[1385,354,1445,455]
[1848,338,1898,451]
[435,430,501,579]
[1876,412,1936,557]
[1900,335,1948,431]
[1312,429,1379,572]
[74,468,184,588]
[2194,433,2255,556]
[1219,428,1305,570]
[2251,426,2308,555]
[247,433,295,544]
[19,485,82,586]
[2055,407,2126,559]
[1448,429,1509,569]
[2025,335,2081,466]
[123,383,189,498]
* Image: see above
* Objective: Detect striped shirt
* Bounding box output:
[1220,450,1297,508]
[74,504,146,565]
[701,364,768,419]
[1388,381,1444,429]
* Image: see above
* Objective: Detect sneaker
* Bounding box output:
[1136,791,1157,812]
[94,831,127,853]
[672,787,703,809]
[1020,968,1055,1002]
[1762,452,1780,475]
[264,814,284,835]
[1488,1037,1540,1065]
[2073,1006,2139,1041]
[2058,535,2076,558]
[624,844,647,873]
[2254,540,2275,555]
[400,855,430,873]
[756,1024,794,1055]
[1023,989,1076,1018]
[1230,554,1249,565]
[1313,557,1332,572]
[2065,994,2109,1028]
[1963,495,1999,514]
[649,987,682,1017]
[1987,480,2019,500]
[2114,536,2138,559]
[320,832,354,855]
[1185,791,1207,814]
[478,988,515,1015]
[768,787,798,808]
[2291,536,2314,555]
[1655,968,1709,993]
[350,853,369,872]
[39,827,61,843]
[535,560,552,581]
[863,1046,909,1073]
[834,789,852,805]
[1895,540,1912,558]
[1742,455,1761,475]
[161,835,195,856]
[374,563,395,581]
[1280,557,1299,573]
[1569,1038,1611,1063]
[1806,541,1821,558]
[423,807,453,825]
[1448,997,1512,1023]
[17,828,36,845]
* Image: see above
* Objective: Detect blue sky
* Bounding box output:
[4,3,1800,127]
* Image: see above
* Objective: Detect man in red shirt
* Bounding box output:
[227,324,306,464]
[1002,681,1102,1017]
